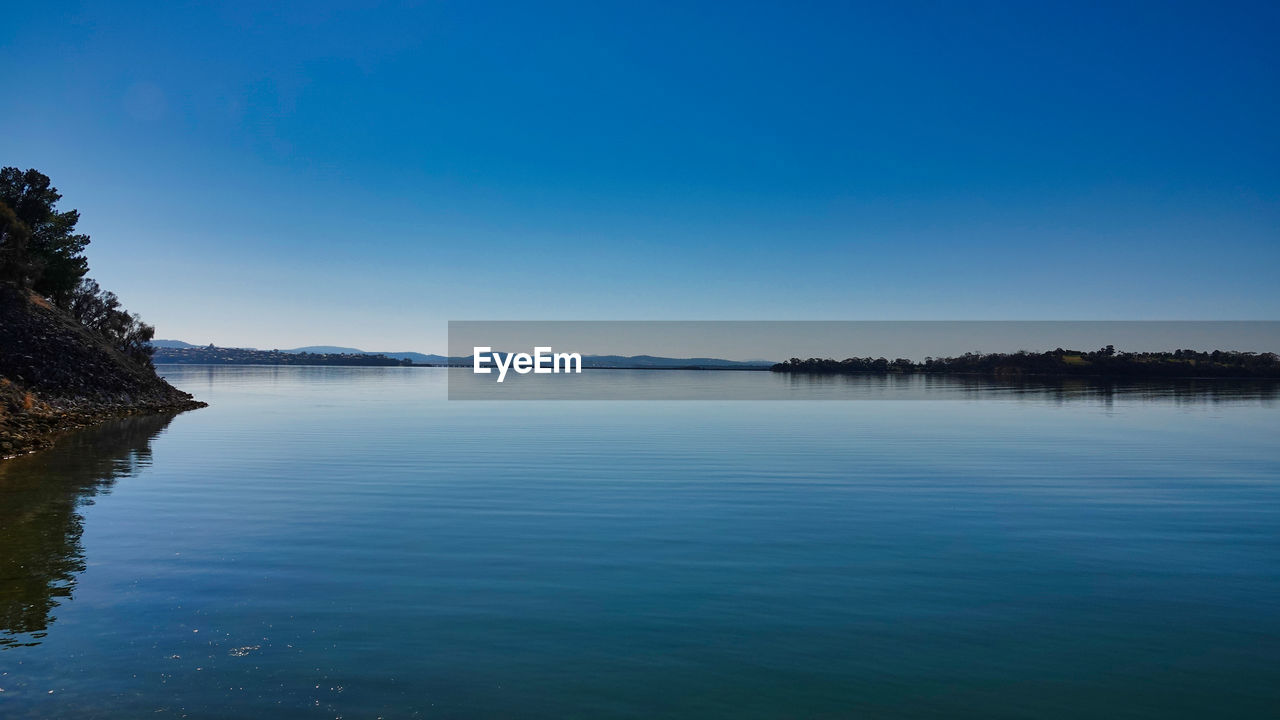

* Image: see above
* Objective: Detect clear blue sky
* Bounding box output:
[3,1,1277,351]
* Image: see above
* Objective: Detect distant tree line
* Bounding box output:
[152,346,412,366]
[773,346,1280,379]
[0,167,155,366]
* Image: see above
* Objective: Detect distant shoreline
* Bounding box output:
[149,361,1280,381]
[151,346,774,371]
[149,345,1280,379]
[772,347,1280,380]
[154,361,775,371]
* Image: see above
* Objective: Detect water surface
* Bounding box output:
[1,366,1278,718]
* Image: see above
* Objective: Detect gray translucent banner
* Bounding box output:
[447,321,1280,400]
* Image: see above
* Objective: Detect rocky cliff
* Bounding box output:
[0,285,204,457]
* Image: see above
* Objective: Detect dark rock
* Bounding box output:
[1,284,206,458]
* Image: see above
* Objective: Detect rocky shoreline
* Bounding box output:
[1,286,205,459]
[0,383,204,458]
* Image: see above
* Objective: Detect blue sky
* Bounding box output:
[3,1,1277,351]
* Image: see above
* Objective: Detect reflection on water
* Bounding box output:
[0,414,175,648]
[782,372,1280,405]
[451,364,1280,403]
[2,367,1278,718]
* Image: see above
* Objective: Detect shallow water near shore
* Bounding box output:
[1,366,1278,718]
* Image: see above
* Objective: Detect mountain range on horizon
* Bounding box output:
[152,340,445,364]
[151,340,775,368]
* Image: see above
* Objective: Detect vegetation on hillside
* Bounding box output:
[0,167,155,366]
[773,346,1280,379]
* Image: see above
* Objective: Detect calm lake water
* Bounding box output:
[2,366,1278,718]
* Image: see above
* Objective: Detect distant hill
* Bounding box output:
[579,355,772,369]
[151,341,773,369]
[153,342,446,364]
[283,347,450,364]
[152,345,411,366]
[283,345,365,354]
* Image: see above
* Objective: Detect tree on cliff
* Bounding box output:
[68,278,156,365]
[0,167,91,307]
[0,200,33,286]
[0,168,155,367]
